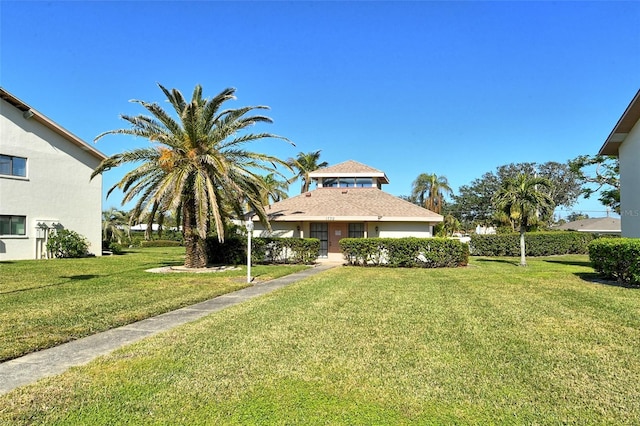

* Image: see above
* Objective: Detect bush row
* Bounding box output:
[140,240,182,248]
[588,238,640,285]
[469,232,595,256]
[205,236,320,265]
[339,237,469,268]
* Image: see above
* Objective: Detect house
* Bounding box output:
[555,217,621,235]
[0,88,106,260]
[251,160,443,260]
[599,90,640,238]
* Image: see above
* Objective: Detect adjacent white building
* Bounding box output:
[0,88,106,260]
[599,90,640,238]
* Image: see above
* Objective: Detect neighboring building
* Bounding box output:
[599,90,640,238]
[555,217,621,235]
[0,88,106,260]
[251,160,443,260]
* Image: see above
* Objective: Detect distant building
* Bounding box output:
[0,88,106,260]
[599,90,640,238]
[251,160,443,261]
[555,217,621,235]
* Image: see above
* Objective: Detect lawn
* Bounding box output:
[0,247,308,361]
[2,255,640,424]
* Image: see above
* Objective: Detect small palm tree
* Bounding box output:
[92,84,292,268]
[493,174,555,266]
[259,173,289,205]
[411,173,452,214]
[288,150,328,193]
[102,208,130,243]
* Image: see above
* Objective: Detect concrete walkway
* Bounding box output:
[0,263,339,395]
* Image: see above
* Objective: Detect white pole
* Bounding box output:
[246,220,254,283]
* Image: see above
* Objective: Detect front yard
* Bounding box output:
[0,247,307,361]
[1,255,639,424]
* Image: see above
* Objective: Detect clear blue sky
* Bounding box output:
[2,1,638,218]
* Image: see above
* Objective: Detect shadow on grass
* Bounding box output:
[544,259,593,268]
[0,261,16,264]
[474,258,520,266]
[575,272,640,289]
[61,274,101,280]
[0,275,103,294]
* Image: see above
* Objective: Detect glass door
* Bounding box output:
[310,223,328,257]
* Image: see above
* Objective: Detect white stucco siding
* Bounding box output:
[619,120,640,238]
[0,99,103,260]
[369,222,433,238]
[252,221,300,238]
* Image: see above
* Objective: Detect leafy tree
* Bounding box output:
[287,150,328,193]
[259,173,289,205]
[92,84,291,268]
[493,174,555,266]
[569,155,620,214]
[411,173,452,214]
[566,212,590,222]
[47,229,90,258]
[102,208,130,243]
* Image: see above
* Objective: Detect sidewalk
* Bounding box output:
[0,263,339,395]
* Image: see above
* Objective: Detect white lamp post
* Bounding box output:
[245,220,254,283]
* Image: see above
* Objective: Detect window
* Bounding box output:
[339,177,353,187]
[348,223,365,238]
[0,216,26,236]
[323,178,338,188]
[355,178,372,187]
[0,155,27,177]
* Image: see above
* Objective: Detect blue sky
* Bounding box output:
[2,1,638,218]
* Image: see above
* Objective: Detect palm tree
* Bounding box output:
[492,174,555,266]
[102,208,130,243]
[288,150,328,193]
[91,84,292,268]
[259,173,289,205]
[411,173,452,214]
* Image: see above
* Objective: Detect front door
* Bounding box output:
[328,222,348,254]
[310,223,329,257]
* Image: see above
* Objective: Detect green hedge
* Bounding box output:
[205,236,320,265]
[140,240,182,247]
[588,238,640,285]
[339,237,469,268]
[470,232,595,256]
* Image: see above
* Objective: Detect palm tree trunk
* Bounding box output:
[183,199,207,268]
[519,225,527,267]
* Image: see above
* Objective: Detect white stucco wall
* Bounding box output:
[0,99,103,260]
[619,120,640,238]
[370,222,433,238]
[252,221,301,238]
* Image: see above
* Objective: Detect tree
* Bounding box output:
[287,150,328,193]
[569,155,620,214]
[92,84,292,268]
[411,173,452,214]
[102,208,130,243]
[493,174,555,266]
[258,173,289,205]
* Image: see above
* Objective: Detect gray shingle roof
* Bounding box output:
[555,217,621,233]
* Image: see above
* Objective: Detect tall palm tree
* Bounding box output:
[288,150,328,193]
[91,84,292,268]
[259,173,289,205]
[411,173,452,214]
[493,174,554,266]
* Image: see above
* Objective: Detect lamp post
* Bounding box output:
[245,220,254,283]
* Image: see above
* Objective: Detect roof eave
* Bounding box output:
[598,89,640,156]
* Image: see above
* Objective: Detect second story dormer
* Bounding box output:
[308,160,389,190]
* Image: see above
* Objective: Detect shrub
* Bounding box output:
[588,238,640,285]
[46,229,90,258]
[340,237,468,268]
[470,232,594,256]
[140,240,181,247]
[108,242,124,255]
[205,236,320,265]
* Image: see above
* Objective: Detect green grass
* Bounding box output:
[0,247,307,361]
[2,255,640,424]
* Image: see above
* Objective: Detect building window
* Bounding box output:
[0,155,27,177]
[0,215,26,236]
[323,178,338,188]
[355,178,372,187]
[348,223,365,238]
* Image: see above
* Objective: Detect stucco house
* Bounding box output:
[0,88,106,260]
[599,90,640,238]
[555,217,621,235]
[251,160,443,260]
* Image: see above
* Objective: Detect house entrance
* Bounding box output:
[310,223,328,257]
[328,223,348,255]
